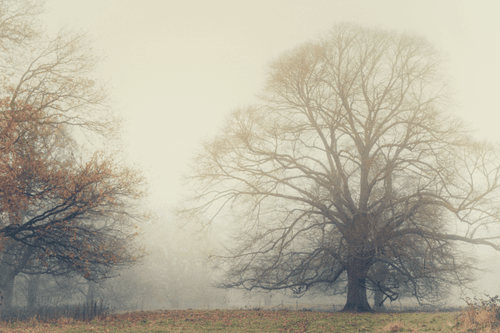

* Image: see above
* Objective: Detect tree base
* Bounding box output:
[340,303,374,313]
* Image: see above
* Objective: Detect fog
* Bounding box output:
[8,213,500,311]
[6,0,497,312]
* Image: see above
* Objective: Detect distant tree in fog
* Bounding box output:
[99,227,227,311]
[180,23,499,312]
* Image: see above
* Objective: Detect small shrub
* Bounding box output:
[456,295,500,332]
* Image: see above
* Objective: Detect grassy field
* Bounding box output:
[0,309,477,333]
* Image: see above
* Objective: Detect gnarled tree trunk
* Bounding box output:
[342,257,373,312]
[0,239,34,309]
[27,274,41,310]
[0,269,16,308]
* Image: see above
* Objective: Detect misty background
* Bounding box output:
[7,0,498,311]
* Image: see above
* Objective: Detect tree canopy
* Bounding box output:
[0,0,147,302]
[181,24,500,312]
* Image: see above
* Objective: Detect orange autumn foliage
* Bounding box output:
[0,99,147,279]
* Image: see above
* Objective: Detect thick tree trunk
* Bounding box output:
[0,273,16,308]
[342,274,372,312]
[371,262,389,309]
[86,280,99,304]
[27,274,41,310]
[373,289,386,309]
[0,259,19,309]
[342,257,373,312]
[0,235,35,309]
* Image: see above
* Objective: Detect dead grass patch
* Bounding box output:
[455,295,500,333]
[382,321,404,332]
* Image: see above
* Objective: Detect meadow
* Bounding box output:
[0,307,490,333]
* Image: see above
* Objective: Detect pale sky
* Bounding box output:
[41,0,500,213]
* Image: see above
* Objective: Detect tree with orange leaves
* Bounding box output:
[0,1,148,307]
[0,100,146,307]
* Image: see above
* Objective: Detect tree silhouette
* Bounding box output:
[181,24,499,312]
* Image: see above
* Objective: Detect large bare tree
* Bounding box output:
[180,24,500,312]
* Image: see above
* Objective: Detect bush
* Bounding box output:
[457,295,500,332]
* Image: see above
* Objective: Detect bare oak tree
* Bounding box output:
[181,24,500,312]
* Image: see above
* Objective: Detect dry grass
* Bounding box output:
[456,308,499,332]
[0,309,462,333]
[381,321,404,332]
[454,295,500,333]
[6,300,500,332]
